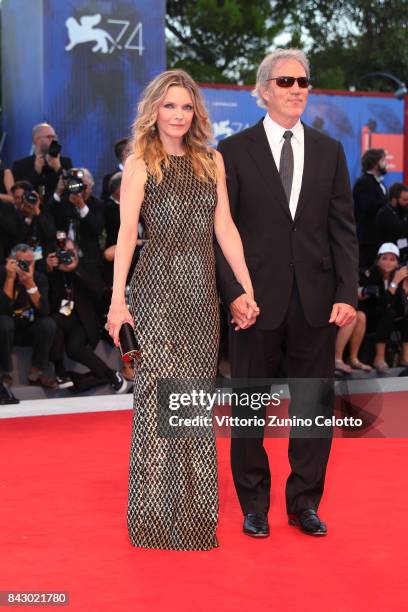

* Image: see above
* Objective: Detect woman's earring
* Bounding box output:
[150,124,156,134]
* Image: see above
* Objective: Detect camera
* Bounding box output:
[55,231,75,266]
[17,260,30,272]
[22,190,38,205]
[361,285,379,298]
[63,168,84,195]
[48,139,62,158]
[57,250,74,265]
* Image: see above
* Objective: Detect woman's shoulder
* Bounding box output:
[123,154,148,182]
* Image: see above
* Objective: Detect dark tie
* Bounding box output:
[279,130,294,203]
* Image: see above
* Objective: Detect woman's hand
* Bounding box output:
[107,302,134,347]
[393,267,408,286]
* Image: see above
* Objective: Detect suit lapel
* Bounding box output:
[245,120,292,220]
[293,123,320,223]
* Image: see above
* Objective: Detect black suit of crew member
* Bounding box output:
[215,50,358,538]
[353,148,388,268]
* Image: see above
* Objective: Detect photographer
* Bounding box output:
[376,183,408,263]
[0,244,57,388]
[47,238,127,392]
[45,168,104,263]
[11,181,56,268]
[12,123,72,202]
[359,243,408,372]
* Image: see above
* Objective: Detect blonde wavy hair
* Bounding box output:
[130,69,217,183]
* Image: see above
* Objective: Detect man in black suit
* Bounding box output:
[12,123,73,203]
[353,148,389,268]
[376,182,408,263]
[100,138,131,202]
[45,168,104,264]
[216,49,358,538]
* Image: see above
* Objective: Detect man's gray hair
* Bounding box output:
[252,48,310,109]
[80,168,95,188]
[10,244,33,258]
[32,122,55,140]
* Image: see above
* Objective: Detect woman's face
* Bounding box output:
[156,86,194,143]
[377,253,398,274]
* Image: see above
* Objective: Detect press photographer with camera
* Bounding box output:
[376,183,408,263]
[12,123,73,202]
[11,181,56,268]
[358,242,408,372]
[0,244,57,389]
[46,237,127,392]
[45,168,104,263]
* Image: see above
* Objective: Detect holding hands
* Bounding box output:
[230,292,260,331]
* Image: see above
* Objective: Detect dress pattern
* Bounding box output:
[127,155,220,550]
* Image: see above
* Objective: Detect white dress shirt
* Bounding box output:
[263,114,304,219]
[367,170,387,195]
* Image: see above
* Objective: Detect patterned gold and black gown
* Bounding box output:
[127,155,220,550]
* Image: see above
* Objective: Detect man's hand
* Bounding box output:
[329,303,356,327]
[69,192,86,209]
[45,153,62,173]
[5,258,17,280]
[16,261,35,289]
[230,293,260,331]
[34,155,46,175]
[393,267,408,286]
[46,252,59,272]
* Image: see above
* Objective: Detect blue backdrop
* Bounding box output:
[201,87,404,188]
[2,0,166,190]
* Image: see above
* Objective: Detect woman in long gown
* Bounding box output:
[107,69,259,550]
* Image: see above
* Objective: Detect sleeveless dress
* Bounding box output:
[127,155,220,550]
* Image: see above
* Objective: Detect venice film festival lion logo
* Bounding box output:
[65,13,144,54]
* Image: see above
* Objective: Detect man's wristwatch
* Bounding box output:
[26,286,39,294]
[389,282,398,290]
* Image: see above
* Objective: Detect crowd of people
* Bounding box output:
[0,124,407,396]
[335,147,408,375]
[0,123,145,395]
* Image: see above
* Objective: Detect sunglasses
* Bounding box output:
[267,76,310,88]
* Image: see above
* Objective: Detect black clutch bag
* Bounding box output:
[119,323,140,362]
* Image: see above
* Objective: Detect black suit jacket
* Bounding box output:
[45,194,104,261]
[0,202,21,263]
[353,172,388,246]
[47,262,105,347]
[12,155,73,202]
[215,120,359,329]
[376,203,408,246]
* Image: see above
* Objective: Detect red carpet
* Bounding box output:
[0,410,407,611]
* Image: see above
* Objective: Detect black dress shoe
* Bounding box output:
[243,513,269,538]
[288,509,327,536]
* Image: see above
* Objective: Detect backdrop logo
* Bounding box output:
[212,120,250,142]
[65,14,144,55]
